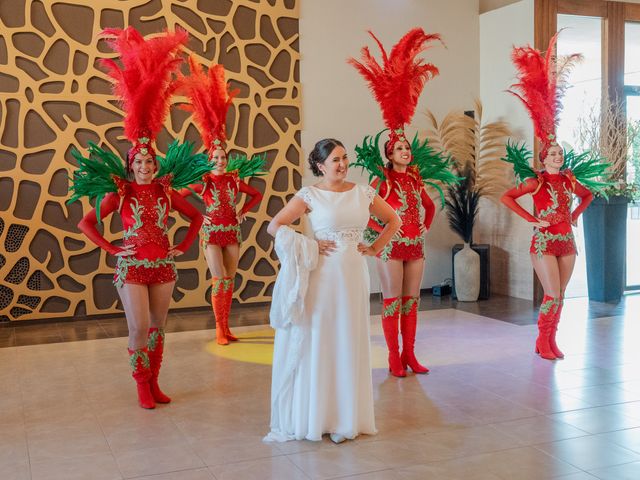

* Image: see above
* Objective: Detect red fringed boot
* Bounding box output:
[211,277,228,345]
[128,347,155,409]
[535,295,560,360]
[549,295,565,359]
[381,297,406,377]
[222,277,238,342]
[400,296,429,374]
[147,328,171,403]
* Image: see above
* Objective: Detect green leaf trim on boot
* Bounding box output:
[129,349,150,370]
[147,329,165,351]
[540,297,561,315]
[211,278,225,296]
[401,297,419,315]
[383,298,401,318]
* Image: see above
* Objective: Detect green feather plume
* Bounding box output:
[226,152,269,179]
[67,142,127,223]
[501,140,537,185]
[410,133,462,207]
[157,140,212,190]
[562,149,614,199]
[352,129,387,188]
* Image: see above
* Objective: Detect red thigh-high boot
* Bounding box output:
[222,277,238,342]
[400,296,429,374]
[211,277,228,345]
[128,348,155,409]
[549,295,565,359]
[381,297,406,377]
[147,328,171,403]
[535,295,560,360]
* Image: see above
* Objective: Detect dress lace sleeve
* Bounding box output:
[295,186,312,211]
[364,185,376,204]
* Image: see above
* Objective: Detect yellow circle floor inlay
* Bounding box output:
[205,327,390,368]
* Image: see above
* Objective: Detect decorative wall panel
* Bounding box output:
[0,0,301,322]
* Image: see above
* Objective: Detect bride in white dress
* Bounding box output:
[265,138,400,443]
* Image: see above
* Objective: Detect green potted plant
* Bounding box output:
[576,95,640,302]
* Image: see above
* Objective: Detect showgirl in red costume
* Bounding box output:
[350,29,459,377]
[501,33,611,360]
[177,57,266,345]
[69,28,208,408]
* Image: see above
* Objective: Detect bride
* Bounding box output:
[264,138,400,443]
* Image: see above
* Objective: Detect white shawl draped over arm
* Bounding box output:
[264,226,318,442]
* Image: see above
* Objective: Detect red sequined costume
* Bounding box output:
[78,176,202,286]
[186,171,262,247]
[502,170,593,258]
[369,166,435,261]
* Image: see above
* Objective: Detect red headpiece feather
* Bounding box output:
[348,28,442,155]
[507,32,582,158]
[99,27,188,164]
[176,55,239,152]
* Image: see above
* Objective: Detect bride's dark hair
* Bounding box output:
[308,138,344,177]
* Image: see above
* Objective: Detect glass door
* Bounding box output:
[557,14,603,298]
[625,22,640,290]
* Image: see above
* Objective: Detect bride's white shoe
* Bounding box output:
[330,433,346,444]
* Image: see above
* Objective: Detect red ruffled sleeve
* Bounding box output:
[77,192,122,255]
[179,183,205,198]
[570,179,594,223]
[112,176,129,197]
[238,179,263,215]
[170,190,203,252]
[500,177,540,223]
[421,187,436,230]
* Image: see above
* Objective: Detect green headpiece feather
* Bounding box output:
[562,149,614,199]
[352,130,387,189]
[353,129,460,205]
[226,152,269,179]
[156,140,211,190]
[409,133,461,207]
[67,142,127,223]
[501,140,537,184]
[502,140,614,197]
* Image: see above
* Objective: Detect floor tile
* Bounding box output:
[536,435,640,471]
[588,461,640,479]
[0,299,639,480]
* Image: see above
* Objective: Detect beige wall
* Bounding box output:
[479,0,535,300]
[299,0,481,293]
[480,0,521,14]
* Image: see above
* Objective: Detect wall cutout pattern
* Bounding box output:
[0,0,301,322]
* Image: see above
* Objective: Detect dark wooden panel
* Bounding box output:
[558,0,607,17]
[626,4,640,21]
[605,2,626,101]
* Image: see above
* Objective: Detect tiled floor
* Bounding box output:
[2,292,637,348]
[2,297,640,479]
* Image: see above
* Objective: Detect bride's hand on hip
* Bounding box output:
[357,243,377,256]
[317,240,337,256]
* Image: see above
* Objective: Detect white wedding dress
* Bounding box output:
[265,184,377,442]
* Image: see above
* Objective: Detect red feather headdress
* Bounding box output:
[176,55,239,153]
[348,28,442,156]
[507,32,582,158]
[100,27,188,165]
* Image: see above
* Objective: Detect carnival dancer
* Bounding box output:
[501,33,612,360]
[177,57,266,345]
[69,27,209,408]
[349,28,459,377]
